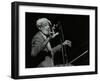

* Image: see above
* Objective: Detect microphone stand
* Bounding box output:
[59,24,68,66]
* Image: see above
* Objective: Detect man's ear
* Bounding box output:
[38,27,41,30]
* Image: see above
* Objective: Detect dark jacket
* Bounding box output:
[31,31,62,67]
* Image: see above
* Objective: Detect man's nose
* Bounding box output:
[47,25,50,28]
[47,26,50,30]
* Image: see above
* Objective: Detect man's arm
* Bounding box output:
[52,40,71,54]
[52,44,62,54]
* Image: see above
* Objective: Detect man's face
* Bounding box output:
[40,23,51,35]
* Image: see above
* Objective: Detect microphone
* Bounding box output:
[54,22,61,29]
[52,22,61,33]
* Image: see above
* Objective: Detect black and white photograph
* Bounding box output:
[11,1,97,79]
[25,13,89,68]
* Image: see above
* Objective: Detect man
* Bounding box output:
[31,18,71,67]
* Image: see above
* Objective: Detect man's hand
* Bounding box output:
[51,32,59,38]
[63,40,71,47]
[49,32,59,39]
[50,24,59,39]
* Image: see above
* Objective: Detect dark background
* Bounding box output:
[25,12,89,68]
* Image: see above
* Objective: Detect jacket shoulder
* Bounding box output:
[32,32,44,43]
